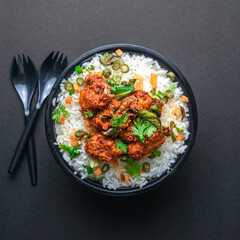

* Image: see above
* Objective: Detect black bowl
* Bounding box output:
[45,44,198,196]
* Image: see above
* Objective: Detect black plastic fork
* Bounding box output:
[9,52,68,174]
[11,55,38,184]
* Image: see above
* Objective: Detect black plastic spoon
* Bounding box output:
[11,55,38,184]
[8,52,68,174]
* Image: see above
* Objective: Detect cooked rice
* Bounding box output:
[53,52,189,190]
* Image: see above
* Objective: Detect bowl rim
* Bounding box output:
[45,43,198,196]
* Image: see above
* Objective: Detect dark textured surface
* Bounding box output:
[0,1,239,239]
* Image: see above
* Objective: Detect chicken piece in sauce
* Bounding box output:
[128,130,165,160]
[79,74,114,114]
[85,133,124,162]
[115,90,164,114]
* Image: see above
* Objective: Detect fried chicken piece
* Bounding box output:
[115,90,164,114]
[85,133,124,162]
[128,130,165,160]
[119,121,139,142]
[79,74,114,114]
[90,109,113,131]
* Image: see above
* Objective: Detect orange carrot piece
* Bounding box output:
[65,96,72,104]
[133,74,143,90]
[70,135,78,146]
[112,159,118,167]
[73,82,81,93]
[120,172,125,182]
[60,116,66,124]
[94,168,102,176]
[176,133,184,141]
[115,49,123,56]
[181,95,189,102]
[150,73,158,88]
[94,72,103,77]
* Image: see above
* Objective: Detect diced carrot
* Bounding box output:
[150,73,158,88]
[60,116,66,124]
[181,95,189,102]
[65,96,72,104]
[115,49,123,56]
[133,74,143,90]
[70,135,78,146]
[112,159,118,167]
[73,82,81,93]
[94,72,103,77]
[120,172,125,182]
[176,133,184,141]
[94,168,102,176]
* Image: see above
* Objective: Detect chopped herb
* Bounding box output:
[99,114,109,119]
[90,65,95,70]
[52,104,69,124]
[115,142,128,153]
[149,150,161,159]
[169,83,177,91]
[83,164,93,174]
[176,127,184,133]
[85,134,91,143]
[157,90,165,99]
[125,158,141,181]
[102,52,108,58]
[131,118,157,143]
[69,88,75,95]
[110,113,128,128]
[166,72,176,80]
[84,111,94,118]
[60,143,80,160]
[75,65,83,74]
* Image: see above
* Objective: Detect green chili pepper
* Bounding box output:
[137,109,161,129]
[114,90,133,101]
[101,164,110,173]
[115,84,135,95]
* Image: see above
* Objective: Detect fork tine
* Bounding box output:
[23,54,27,64]
[18,54,22,64]
[27,56,34,67]
[52,51,59,61]
[58,53,63,63]
[62,56,68,66]
[11,57,18,79]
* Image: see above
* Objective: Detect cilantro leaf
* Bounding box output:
[83,165,93,174]
[69,88,75,95]
[131,119,154,143]
[125,158,141,181]
[90,65,95,70]
[110,113,128,128]
[145,124,157,137]
[84,111,94,118]
[52,104,69,123]
[149,150,161,159]
[52,108,61,123]
[115,142,128,153]
[102,52,108,58]
[169,83,177,91]
[60,105,69,118]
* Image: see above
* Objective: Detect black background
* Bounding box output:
[1,1,239,239]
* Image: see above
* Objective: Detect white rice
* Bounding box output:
[53,52,189,190]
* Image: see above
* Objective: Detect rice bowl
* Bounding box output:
[45,44,197,195]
